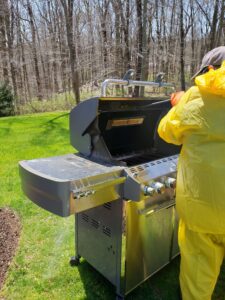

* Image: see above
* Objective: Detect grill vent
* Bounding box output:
[103,202,112,210]
[91,219,100,229]
[82,213,89,222]
[103,226,111,237]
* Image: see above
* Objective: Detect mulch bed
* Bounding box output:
[0,208,21,290]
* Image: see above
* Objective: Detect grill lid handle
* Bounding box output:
[101,77,175,97]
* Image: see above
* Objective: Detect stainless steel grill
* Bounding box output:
[19,78,180,299]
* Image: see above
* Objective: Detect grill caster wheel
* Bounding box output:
[70,256,80,267]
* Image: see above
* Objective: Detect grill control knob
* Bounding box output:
[151,182,165,194]
[165,177,176,189]
[143,185,154,196]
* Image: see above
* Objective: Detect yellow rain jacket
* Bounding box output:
[158,61,225,234]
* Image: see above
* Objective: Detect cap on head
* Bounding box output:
[192,46,225,79]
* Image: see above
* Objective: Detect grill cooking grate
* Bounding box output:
[122,153,161,166]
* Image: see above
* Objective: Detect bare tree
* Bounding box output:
[60,0,80,104]
[0,0,223,109]
[0,0,9,81]
[96,0,110,76]
[27,0,42,100]
[179,0,185,90]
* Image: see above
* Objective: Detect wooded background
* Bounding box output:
[0,0,224,109]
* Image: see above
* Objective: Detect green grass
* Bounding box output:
[0,112,225,300]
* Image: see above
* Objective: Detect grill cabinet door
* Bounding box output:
[125,201,178,294]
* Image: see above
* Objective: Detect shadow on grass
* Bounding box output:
[77,257,180,300]
[0,126,12,135]
[46,113,69,123]
[0,118,15,136]
[30,113,70,147]
[0,113,69,140]
[77,260,115,300]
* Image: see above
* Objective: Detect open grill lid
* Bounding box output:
[70,96,179,165]
[70,77,180,164]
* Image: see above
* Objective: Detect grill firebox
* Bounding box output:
[19,78,180,299]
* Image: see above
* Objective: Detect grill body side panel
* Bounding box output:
[76,199,123,286]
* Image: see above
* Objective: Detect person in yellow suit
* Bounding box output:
[158,46,225,300]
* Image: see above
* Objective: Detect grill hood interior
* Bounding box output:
[70,97,180,165]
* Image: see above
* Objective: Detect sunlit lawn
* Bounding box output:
[0,112,224,299]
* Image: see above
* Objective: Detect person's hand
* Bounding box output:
[170,91,185,106]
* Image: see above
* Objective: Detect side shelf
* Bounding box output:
[19,153,124,217]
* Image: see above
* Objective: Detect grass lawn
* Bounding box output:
[0,112,225,300]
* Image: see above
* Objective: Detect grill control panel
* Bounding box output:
[123,155,178,202]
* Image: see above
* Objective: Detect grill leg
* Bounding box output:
[70,255,80,267]
[70,213,81,267]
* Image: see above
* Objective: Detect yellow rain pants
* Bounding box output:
[179,220,225,300]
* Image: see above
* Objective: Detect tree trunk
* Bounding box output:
[16,2,31,103]
[209,0,219,49]
[215,0,225,46]
[27,0,42,100]
[112,0,123,77]
[61,0,80,104]
[4,0,17,98]
[0,0,9,82]
[124,0,131,71]
[134,0,143,96]
[179,0,186,90]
